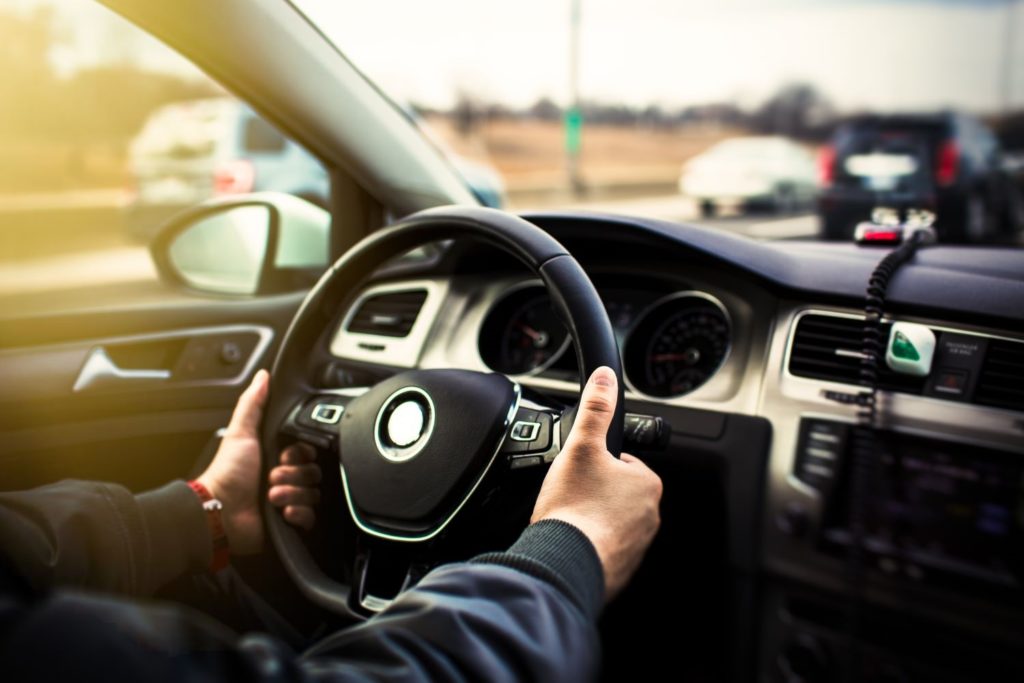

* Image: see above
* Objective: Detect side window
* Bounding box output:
[243,117,288,154]
[0,1,327,316]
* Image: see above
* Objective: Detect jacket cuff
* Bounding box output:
[471,519,605,620]
[136,481,211,592]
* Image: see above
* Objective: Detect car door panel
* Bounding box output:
[0,293,306,492]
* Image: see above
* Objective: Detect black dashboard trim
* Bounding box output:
[519,211,1024,326]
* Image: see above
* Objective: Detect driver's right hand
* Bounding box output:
[530,366,663,602]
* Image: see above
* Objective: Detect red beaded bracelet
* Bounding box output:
[187,480,230,572]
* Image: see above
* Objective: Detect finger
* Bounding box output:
[565,366,618,452]
[280,443,316,466]
[269,463,322,487]
[283,505,315,530]
[226,369,269,437]
[268,484,320,508]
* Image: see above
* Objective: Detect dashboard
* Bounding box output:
[325,213,1024,682]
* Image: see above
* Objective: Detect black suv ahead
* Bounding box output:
[817,112,1021,242]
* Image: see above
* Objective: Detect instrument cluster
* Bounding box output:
[477,285,731,398]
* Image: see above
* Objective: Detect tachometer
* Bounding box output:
[624,294,730,397]
[479,287,571,375]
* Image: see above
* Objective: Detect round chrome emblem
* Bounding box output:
[374,388,435,462]
[387,400,425,447]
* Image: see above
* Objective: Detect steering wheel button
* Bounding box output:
[510,420,541,442]
[510,455,543,470]
[312,403,344,425]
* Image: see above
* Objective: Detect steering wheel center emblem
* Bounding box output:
[374,388,435,462]
[387,400,425,447]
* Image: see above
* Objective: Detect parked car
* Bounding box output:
[127,98,505,240]
[817,112,1021,241]
[678,136,817,216]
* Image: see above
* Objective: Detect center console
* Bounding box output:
[758,306,1024,682]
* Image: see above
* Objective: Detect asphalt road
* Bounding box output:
[523,193,821,240]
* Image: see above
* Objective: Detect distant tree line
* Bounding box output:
[428,83,1024,151]
[425,82,840,142]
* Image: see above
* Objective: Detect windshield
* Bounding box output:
[296,0,1024,246]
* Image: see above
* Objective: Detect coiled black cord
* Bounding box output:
[840,228,933,682]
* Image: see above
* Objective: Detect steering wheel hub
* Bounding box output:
[339,369,519,538]
[375,388,433,460]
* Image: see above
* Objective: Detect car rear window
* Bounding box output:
[833,121,946,192]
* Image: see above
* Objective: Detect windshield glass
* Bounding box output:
[296,0,1024,246]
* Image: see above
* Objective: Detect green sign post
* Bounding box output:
[565,106,582,155]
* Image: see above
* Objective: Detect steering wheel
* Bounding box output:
[262,205,623,618]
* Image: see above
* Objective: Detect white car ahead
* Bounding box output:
[679,136,817,217]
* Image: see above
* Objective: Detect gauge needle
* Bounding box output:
[650,353,690,362]
[520,324,542,341]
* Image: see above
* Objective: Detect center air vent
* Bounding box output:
[788,314,926,394]
[346,289,428,338]
[975,339,1024,412]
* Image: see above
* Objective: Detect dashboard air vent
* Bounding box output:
[346,289,428,338]
[975,339,1024,413]
[788,314,925,394]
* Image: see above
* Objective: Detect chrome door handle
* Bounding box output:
[73,347,171,392]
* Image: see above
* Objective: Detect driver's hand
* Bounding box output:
[196,369,270,556]
[268,441,320,531]
[196,369,322,556]
[530,367,662,602]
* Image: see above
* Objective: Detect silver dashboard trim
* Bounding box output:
[330,279,449,368]
[411,272,770,415]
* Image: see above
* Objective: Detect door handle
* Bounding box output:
[73,347,171,392]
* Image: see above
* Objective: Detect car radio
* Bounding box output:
[790,417,1024,596]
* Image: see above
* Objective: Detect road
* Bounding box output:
[519,193,820,240]
[0,192,819,312]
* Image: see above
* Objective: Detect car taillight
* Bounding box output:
[213,159,255,195]
[817,145,836,187]
[935,140,958,187]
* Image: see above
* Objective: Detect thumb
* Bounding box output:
[565,366,618,452]
[226,369,269,437]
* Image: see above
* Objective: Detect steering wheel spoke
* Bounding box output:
[498,394,566,471]
[280,387,370,450]
[350,536,430,615]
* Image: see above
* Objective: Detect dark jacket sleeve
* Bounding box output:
[0,480,605,682]
[0,479,211,596]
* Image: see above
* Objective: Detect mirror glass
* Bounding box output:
[168,205,271,295]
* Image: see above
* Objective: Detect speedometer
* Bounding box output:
[478,287,571,375]
[624,294,731,398]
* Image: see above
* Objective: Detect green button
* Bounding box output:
[891,331,920,361]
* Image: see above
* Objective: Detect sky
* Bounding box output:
[295,0,1024,114]
[16,0,1024,115]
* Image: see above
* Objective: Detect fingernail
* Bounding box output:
[592,366,615,387]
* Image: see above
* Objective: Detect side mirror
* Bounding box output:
[150,193,330,296]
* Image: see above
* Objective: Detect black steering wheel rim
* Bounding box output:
[262,205,623,617]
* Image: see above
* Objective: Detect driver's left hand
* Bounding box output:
[196,369,321,555]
